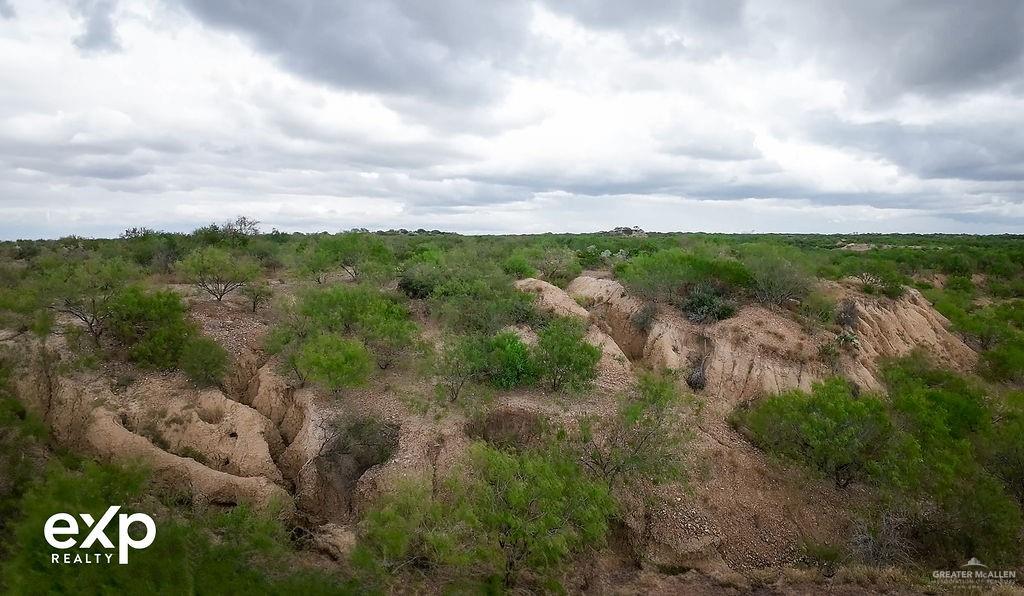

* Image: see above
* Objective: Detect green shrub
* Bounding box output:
[576,245,602,269]
[799,291,837,326]
[617,248,751,305]
[351,481,479,585]
[299,285,381,333]
[356,300,416,369]
[981,336,1024,384]
[746,250,813,307]
[0,357,46,532]
[579,372,694,488]
[179,336,228,386]
[431,276,538,334]
[983,392,1024,504]
[296,334,373,393]
[737,356,1024,566]
[355,443,615,590]
[1,461,358,594]
[397,261,443,299]
[297,233,394,284]
[240,280,273,313]
[535,317,600,392]
[41,256,140,345]
[464,443,615,588]
[531,247,581,287]
[485,331,539,389]
[107,286,193,369]
[735,378,894,488]
[682,282,736,323]
[435,335,490,402]
[501,254,535,279]
[267,285,415,383]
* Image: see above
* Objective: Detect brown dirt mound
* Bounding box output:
[86,409,292,511]
[564,275,980,573]
[514,277,590,320]
[568,276,830,405]
[586,326,633,392]
[838,286,978,391]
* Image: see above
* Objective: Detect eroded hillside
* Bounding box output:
[2,230,1021,594]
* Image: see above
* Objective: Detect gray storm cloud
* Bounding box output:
[0,0,1021,238]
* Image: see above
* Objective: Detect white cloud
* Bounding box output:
[0,0,1022,238]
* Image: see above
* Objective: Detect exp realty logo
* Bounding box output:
[932,557,1018,588]
[44,506,156,565]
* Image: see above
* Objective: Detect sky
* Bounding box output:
[1,0,1024,239]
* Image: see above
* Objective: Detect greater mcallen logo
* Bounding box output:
[932,558,1018,587]
[44,506,156,565]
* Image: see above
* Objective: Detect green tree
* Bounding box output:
[296,334,373,393]
[240,280,273,313]
[300,233,394,284]
[435,335,490,402]
[355,300,416,369]
[43,257,140,345]
[535,318,600,392]
[465,443,615,588]
[178,247,258,301]
[579,372,694,489]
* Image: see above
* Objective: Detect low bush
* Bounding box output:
[356,300,417,369]
[178,336,228,386]
[485,331,539,389]
[535,317,600,392]
[981,336,1024,384]
[682,282,736,323]
[1,461,359,594]
[435,335,490,402]
[578,372,694,489]
[531,247,582,287]
[353,443,615,590]
[397,262,443,299]
[240,280,272,313]
[501,254,535,279]
[617,248,752,305]
[271,285,418,376]
[735,356,1024,566]
[734,378,894,488]
[746,251,813,307]
[106,286,194,369]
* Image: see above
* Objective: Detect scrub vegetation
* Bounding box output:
[1,221,1023,593]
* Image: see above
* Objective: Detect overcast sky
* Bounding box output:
[1,0,1023,238]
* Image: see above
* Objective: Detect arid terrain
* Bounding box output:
[1,229,1022,594]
